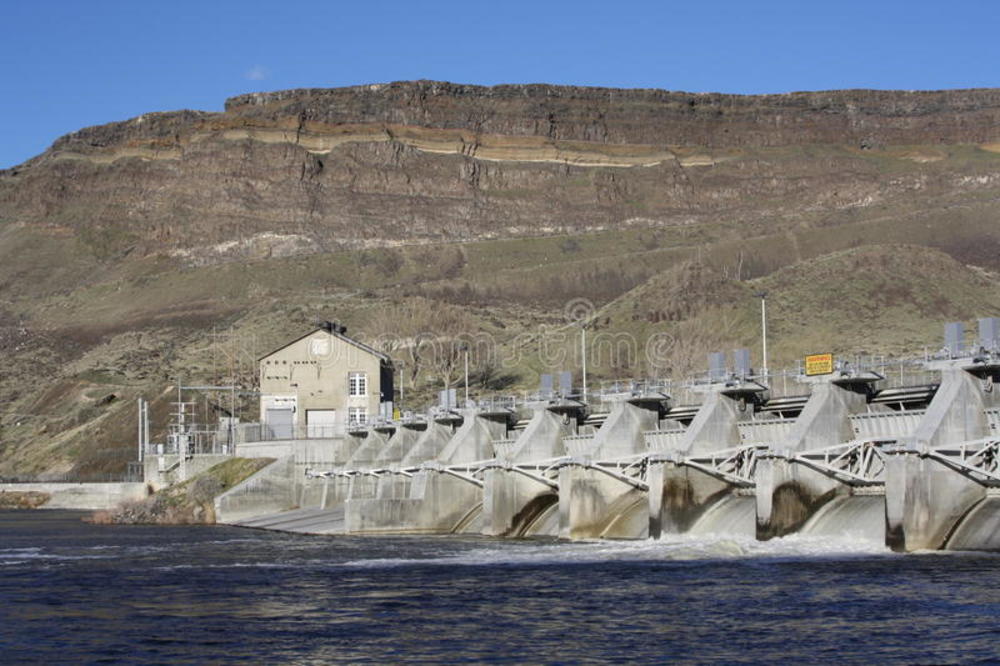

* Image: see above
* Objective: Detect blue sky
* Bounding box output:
[2,0,999,168]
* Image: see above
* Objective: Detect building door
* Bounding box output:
[265,408,294,440]
[306,409,337,438]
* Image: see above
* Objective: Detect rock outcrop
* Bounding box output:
[3,81,1000,264]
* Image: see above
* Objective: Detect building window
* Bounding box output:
[348,372,367,397]
[348,407,367,426]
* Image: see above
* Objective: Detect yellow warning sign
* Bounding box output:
[805,353,834,376]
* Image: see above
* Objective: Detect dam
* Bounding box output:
[143,318,1000,553]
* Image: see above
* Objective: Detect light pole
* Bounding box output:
[581,324,588,402]
[397,361,404,414]
[463,345,470,406]
[755,291,768,379]
[457,342,470,407]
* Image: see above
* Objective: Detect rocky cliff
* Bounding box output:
[4,81,1000,265]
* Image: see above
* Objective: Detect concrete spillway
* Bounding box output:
[687,496,756,538]
[213,352,1000,553]
[799,495,885,542]
[945,496,1000,551]
[513,497,560,537]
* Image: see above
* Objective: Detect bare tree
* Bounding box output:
[363,299,483,391]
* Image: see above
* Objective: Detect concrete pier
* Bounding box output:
[647,386,746,539]
[885,363,1000,551]
[558,399,662,540]
[481,405,578,537]
[755,375,875,540]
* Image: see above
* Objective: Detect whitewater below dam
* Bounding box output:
[3,511,1000,663]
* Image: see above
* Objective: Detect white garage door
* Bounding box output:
[306,409,337,438]
[265,408,294,440]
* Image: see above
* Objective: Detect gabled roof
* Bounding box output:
[259,327,392,364]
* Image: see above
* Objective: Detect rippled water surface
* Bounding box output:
[3,510,1000,663]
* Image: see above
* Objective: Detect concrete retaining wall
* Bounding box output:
[0,482,149,510]
[236,438,348,466]
[214,456,297,524]
[236,441,292,459]
[144,455,230,491]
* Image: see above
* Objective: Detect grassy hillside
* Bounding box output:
[597,245,1000,378]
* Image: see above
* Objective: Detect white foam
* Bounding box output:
[0,546,114,562]
[0,534,891,572]
[0,547,42,559]
[338,533,891,569]
[151,561,302,572]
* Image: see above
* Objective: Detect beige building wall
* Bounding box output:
[259,330,385,433]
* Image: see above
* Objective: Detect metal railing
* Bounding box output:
[927,438,1000,485]
[214,352,964,447]
[792,439,895,486]
[404,355,946,416]
[238,423,349,443]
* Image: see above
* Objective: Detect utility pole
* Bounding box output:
[463,346,470,406]
[398,361,404,415]
[137,398,144,463]
[229,384,236,454]
[755,291,769,379]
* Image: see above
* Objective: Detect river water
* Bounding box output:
[3,510,1000,664]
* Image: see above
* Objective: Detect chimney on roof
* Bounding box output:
[319,321,347,335]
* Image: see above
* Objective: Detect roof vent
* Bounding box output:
[319,320,348,335]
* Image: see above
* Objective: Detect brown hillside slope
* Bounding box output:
[596,245,1000,378]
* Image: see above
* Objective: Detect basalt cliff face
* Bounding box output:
[2,81,1000,478]
[4,82,1000,264]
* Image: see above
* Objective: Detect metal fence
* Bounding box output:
[238,423,345,443]
[145,426,237,456]
[0,462,144,484]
